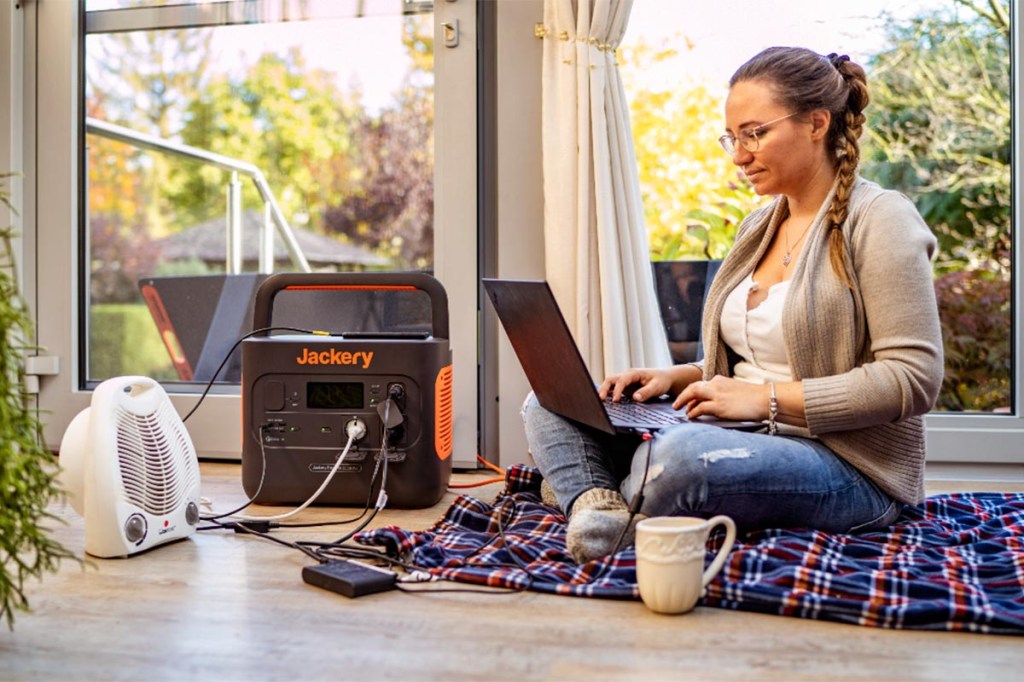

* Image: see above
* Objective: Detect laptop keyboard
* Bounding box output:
[603,399,681,426]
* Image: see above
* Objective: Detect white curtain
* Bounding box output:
[540,0,671,381]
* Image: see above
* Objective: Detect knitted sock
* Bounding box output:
[565,488,645,564]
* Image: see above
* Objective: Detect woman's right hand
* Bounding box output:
[598,368,677,403]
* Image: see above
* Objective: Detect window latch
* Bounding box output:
[442,19,459,48]
[24,354,60,395]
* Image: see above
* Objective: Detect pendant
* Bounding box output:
[782,253,792,267]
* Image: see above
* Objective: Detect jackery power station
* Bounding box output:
[240,273,453,508]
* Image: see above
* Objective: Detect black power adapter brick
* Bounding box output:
[302,560,398,598]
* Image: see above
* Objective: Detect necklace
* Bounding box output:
[782,217,814,267]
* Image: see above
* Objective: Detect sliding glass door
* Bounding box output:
[29,0,479,463]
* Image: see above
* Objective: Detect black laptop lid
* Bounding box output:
[139,274,266,383]
[483,278,616,434]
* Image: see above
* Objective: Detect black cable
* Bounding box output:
[294,504,384,552]
[279,440,383,533]
[578,431,655,585]
[315,458,386,546]
[212,519,324,562]
[291,399,395,553]
[376,401,391,506]
[181,324,327,423]
[199,423,269,522]
[210,519,529,595]
[191,326,305,521]
[492,497,556,587]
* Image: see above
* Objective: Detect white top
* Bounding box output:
[720,272,794,384]
[718,273,812,438]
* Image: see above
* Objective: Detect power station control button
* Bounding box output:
[265,380,286,411]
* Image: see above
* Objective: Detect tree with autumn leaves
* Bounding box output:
[86,15,435,303]
[864,0,1010,411]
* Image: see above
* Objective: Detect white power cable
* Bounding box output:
[235,431,357,522]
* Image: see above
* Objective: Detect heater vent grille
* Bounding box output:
[115,400,199,516]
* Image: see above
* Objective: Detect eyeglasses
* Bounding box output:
[718,112,798,155]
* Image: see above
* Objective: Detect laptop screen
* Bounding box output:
[483,278,616,433]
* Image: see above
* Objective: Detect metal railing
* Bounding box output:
[85,117,311,274]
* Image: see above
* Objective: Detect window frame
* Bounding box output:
[922,0,1022,471]
[25,0,480,468]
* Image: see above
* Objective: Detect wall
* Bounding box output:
[492,0,545,467]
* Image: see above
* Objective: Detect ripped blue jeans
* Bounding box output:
[522,394,902,534]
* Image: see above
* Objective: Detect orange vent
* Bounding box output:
[434,364,454,460]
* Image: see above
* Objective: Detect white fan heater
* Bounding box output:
[59,376,202,558]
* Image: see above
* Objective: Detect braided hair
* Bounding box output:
[729,47,870,288]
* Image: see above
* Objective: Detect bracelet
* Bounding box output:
[767,383,779,436]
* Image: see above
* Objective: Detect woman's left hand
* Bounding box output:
[674,375,769,422]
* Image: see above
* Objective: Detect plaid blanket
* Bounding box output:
[357,465,1024,634]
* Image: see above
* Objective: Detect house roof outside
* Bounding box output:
[156,210,391,269]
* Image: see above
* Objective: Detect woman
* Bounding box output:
[523,47,944,564]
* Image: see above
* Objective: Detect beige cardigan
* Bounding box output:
[700,178,944,504]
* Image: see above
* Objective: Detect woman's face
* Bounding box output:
[723,79,827,198]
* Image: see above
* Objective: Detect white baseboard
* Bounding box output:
[925,461,1024,483]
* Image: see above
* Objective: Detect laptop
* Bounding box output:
[482,278,761,434]
[139,274,267,383]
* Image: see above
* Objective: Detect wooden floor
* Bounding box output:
[3,462,1023,682]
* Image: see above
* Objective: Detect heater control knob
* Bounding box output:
[124,513,147,544]
[185,501,200,526]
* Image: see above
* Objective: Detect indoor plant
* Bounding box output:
[0,172,75,629]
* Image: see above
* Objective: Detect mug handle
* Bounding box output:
[700,515,737,589]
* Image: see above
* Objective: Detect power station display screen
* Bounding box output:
[306,381,364,409]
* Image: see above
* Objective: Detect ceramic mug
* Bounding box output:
[634,515,737,615]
